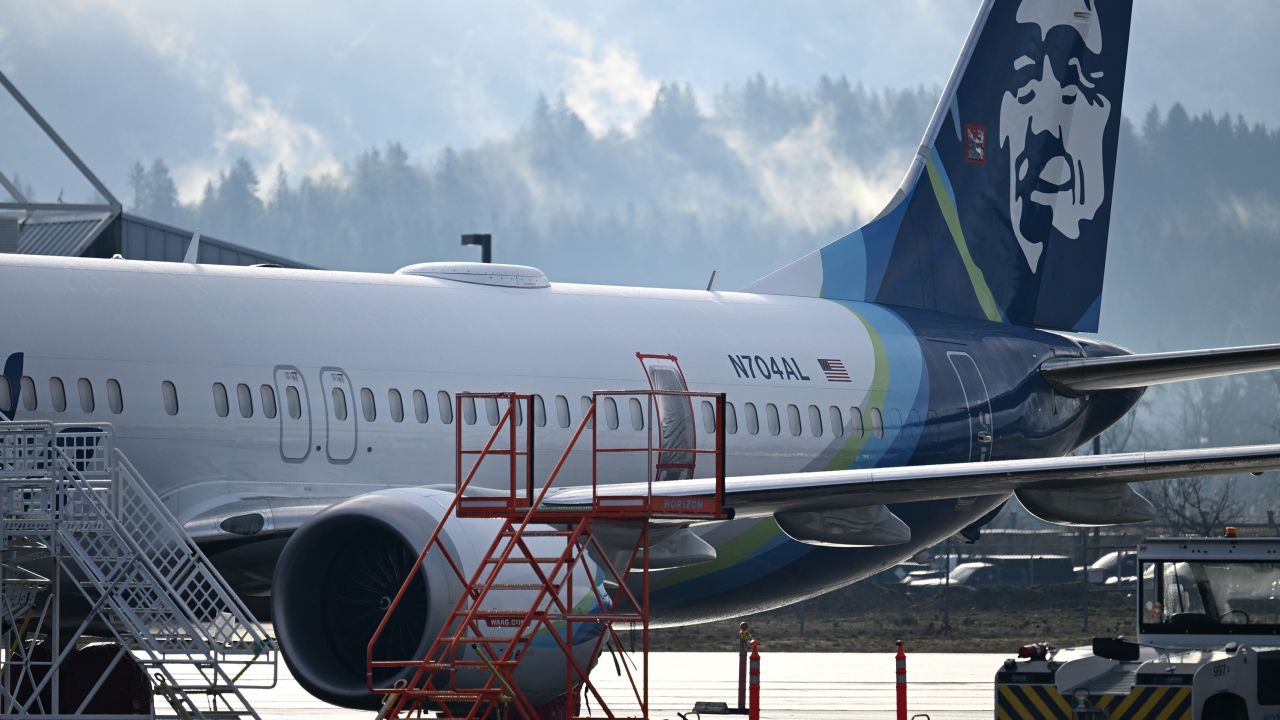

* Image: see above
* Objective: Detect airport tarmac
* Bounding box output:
[238,651,1008,719]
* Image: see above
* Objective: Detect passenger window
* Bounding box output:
[629,397,644,430]
[20,376,36,411]
[388,389,404,423]
[286,386,302,419]
[437,391,453,424]
[580,396,594,429]
[871,407,884,438]
[512,399,523,426]
[907,409,921,438]
[213,382,229,418]
[261,384,277,419]
[0,376,10,415]
[890,408,903,432]
[745,402,759,435]
[485,397,499,426]
[237,383,253,418]
[808,405,823,437]
[604,397,620,430]
[50,377,66,412]
[556,395,570,428]
[766,403,780,436]
[533,395,546,428]
[850,407,864,437]
[331,386,348,421]
[107,379,123,414]
[78,378,95,413]
[413,390,429,423]
[162,381,179,416]
[927,410,939,441]
[360,387,376,422]
[829,406,844,438]
[702,400,717,433]
[725,402,738,434]
[787,404,802,436]
[462,396,476,425]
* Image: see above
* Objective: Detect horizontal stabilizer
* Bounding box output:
[1041,343,1280,393]
[542,443,1280,520]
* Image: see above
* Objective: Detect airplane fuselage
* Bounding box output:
[1,255,1140,623]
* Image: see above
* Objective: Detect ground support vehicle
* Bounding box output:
[994,536,1280,720]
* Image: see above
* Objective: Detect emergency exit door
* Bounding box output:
[319,367,357,463]
[947,351,993,462]
[638,353,696,482]
[274,365,311,462]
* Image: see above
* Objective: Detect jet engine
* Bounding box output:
[272,487,599,710]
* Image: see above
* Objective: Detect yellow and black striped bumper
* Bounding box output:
[995,681,1191,720]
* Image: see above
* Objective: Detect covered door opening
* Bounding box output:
[637,353,695,482]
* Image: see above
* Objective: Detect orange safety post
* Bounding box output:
[895,639,907,720]
[748,640,761,720]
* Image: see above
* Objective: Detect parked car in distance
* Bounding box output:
[868,562,932,584]
[1087,551,1137,585]
[911,555,1075,588]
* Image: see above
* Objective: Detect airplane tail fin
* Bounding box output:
[745,0,1133,332]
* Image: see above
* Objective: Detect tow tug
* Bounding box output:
[994,531,1280,720]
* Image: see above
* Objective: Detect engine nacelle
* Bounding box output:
[273,487,600,710]
[1016,483,1155,527]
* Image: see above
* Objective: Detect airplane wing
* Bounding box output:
[541,443,1280,519]
[1041,343,1280,393]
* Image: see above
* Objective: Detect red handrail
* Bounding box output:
[367,386,729,719]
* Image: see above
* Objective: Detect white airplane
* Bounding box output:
[4,0,1280,712]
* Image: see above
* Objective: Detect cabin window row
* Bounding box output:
[698,400,922,440]
[2,375,925,445]
[0,376,125,416]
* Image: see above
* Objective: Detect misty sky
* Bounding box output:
[3,1,1278,206]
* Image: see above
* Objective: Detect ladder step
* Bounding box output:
[500,529,574,537]
[405,689,506,702]
[482,583,546,590]
[484,556,564,563]
[416,658,519,669]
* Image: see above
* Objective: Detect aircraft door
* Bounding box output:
[274,366,311,462]
[946,351,993,462]
[319,367,357,464]
[638,353,695,482]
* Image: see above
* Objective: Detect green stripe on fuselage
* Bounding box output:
[823,305,887,470]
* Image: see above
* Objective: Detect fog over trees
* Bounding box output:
[124,76,1280,522]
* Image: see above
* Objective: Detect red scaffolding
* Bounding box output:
[367,384,727,719]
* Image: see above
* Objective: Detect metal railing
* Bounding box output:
[0,422,275,718]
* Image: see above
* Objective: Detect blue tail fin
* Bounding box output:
[746,0,1133,332]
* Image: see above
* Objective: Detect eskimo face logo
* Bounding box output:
[999,0,1110,272]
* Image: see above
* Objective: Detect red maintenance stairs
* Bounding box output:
[367,379,728,719]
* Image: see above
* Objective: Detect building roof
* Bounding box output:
[18,212,114,256]
[13,210,315,269]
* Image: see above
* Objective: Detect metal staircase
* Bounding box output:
[0,421,276,718]
[369,387,728,719]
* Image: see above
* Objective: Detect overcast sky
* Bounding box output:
[2,1,1278,204]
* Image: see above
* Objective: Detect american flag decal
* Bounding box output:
[818,358,851,382]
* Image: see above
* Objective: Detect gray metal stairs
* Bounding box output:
[0,422,275,719]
